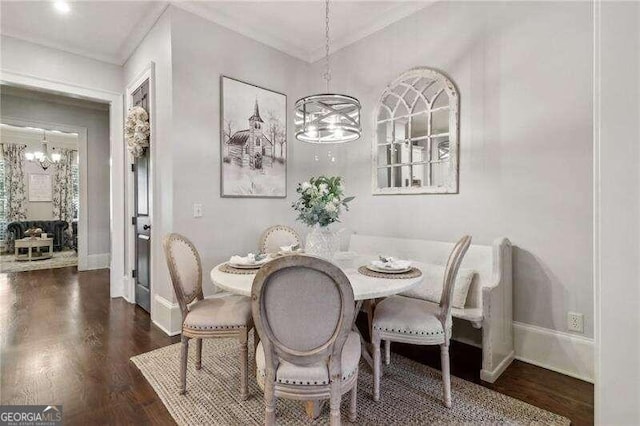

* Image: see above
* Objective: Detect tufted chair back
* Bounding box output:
[252,254,354,370]
[439,235,472,327]
[163,233,203,315]
[258,225,301,254]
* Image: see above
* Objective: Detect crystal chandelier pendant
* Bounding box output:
[295,0,361,144]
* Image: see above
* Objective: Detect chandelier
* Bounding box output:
[295,0,361,144]
[25,130,61,170]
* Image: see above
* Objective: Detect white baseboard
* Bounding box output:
[79,253,110,271]
[151,293,237,337]
[480,350,515,383]
[513,321,594,383]
[153,294,182,336]
[452,321,594,383]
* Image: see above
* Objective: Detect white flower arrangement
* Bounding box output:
[125,106,150,158]
[292,176,354,227]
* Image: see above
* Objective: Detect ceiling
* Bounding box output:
[0,1,430,65]
[0,123,79,150]
[174,1,430,63]
[0,1,169,65]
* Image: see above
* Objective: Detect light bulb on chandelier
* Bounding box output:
[24,130,62,171]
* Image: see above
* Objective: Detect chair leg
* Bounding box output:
[384,340,391,365]
[264,371,276,425]
[329,382,342,426]
[253,328,260,375]
[195,338,203,370]
[180,335,189,395]
[349,374,358,422]
[239,328,249,400]
[441,342,452,408]
[372,333,381,402]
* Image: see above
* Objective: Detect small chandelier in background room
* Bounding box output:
[295,0,361,144]
[25,130,61,170]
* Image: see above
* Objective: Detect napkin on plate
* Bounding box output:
[279,244,300,253]
[229,253,267,265]
[370,256,412,270]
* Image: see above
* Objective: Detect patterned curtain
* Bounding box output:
[52,149,75,243]
[1,143,28,250]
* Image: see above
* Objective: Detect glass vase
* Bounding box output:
[305,224,340,260]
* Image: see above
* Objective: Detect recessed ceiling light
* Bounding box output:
[53,1,71,14]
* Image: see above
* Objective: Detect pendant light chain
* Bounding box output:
[294,0,361,144]
[323,0,331,92]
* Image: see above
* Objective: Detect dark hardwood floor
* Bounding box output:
[0,267,593,425]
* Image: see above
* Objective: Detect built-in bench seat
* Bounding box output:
[349,234,514,383]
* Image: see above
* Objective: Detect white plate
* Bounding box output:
[228,263,263,269]
[366,264,412,274]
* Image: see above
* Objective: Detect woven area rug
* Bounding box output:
[0,250,77,273]
[131,337,569,425]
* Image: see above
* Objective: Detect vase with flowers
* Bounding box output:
[292,176,354,259]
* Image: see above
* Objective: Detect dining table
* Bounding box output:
[209,253,426,418]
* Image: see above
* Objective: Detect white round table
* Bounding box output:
[209,254,425,419]
[210,255,425,301]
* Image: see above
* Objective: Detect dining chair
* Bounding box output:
[258,225,301,254]
[163,233,254,399]
[252,254,359,426]
[371,235,472,407]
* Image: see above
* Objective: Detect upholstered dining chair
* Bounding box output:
[163,233,254,399]
[371,235,472,407]
[258,225,301,254]
[252,254,360,426]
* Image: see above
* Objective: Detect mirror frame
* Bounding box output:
[372,67,460,195]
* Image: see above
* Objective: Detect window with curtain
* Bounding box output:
[71,160,79,220]
[0,158,5,242]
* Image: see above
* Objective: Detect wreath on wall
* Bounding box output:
[125,106,150,158]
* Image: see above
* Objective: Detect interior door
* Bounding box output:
[132,80,151,312]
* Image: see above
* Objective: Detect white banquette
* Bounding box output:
[349,234,514,383]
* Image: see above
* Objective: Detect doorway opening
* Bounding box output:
[0,85,109,273]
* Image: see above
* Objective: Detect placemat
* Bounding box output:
[219,263,259,275]
[358,266,422,279]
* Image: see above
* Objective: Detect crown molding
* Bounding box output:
[119,2,170,65]
[0,31,122,66]
[171,1,432,64]
[171,1,311,62]
[307,2,432,63]
[1,2,168,66]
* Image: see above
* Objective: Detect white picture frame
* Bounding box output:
[29,173,53,202]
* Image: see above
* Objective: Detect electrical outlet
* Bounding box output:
[567,311,584,333]
[193,203,203,218]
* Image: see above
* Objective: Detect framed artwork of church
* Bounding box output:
[220,76,287,198]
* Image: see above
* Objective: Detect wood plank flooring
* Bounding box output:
[0,267,593,425]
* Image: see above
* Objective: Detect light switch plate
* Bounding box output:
[193,203,203,218]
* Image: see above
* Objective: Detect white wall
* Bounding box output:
[170,6,312,298]
[596,1,640,423]
[1,31,126,288]
[1,93,110,255]
[309,1,594,338]
[1,36,122,95]
[123,8,175,329]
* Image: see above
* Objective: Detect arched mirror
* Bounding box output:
[373,68,459,194]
